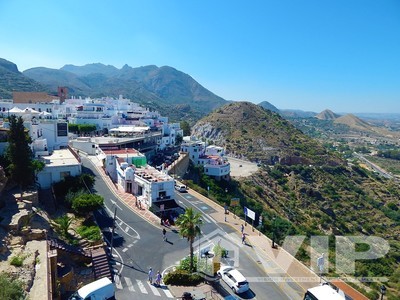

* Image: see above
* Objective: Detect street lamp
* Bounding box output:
[380,285,386,300]
[109,200,118,260]
[271,217,276,248]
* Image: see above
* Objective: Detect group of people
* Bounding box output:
[148,268,162,286]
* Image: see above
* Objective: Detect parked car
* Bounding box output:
[68,277,115,300]
[217,266,249,294]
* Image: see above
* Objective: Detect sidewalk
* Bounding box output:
[84,153,367,299]
[84,154,161,227]
[186,188,369,300]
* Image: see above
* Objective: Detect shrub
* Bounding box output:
[72,194,104,216]
[0,272,26,299]
[10,255,24,267]
[163,269,203,286]
[77,225,101,241]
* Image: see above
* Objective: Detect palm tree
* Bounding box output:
[175,208,203,273]
[54,214,74,238]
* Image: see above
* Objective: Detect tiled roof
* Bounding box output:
[13,92,59,103]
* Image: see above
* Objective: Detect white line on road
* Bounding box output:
[128,243,134,248]
[114,275,123,289]
[161,287,173,298]
[122,247,128,252]
[147,282,161,296]
[124,226,129,233]
[124,277,135,292]
[136,280,148,294]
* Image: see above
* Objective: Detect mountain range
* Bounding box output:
[23,63,229,122]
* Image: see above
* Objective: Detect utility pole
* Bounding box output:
[110,202,118,259]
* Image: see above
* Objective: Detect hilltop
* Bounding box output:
[315,109,340,120]
[190,102,400,297]
[192,102,342,166]
[0,59,46,98]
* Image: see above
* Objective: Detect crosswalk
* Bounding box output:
[114,275,173,298]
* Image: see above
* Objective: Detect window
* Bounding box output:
[60,171,70,180]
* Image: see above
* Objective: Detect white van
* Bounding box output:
[175,183,187,192]
[69,277,115,300]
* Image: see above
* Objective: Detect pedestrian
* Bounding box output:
[241,224,244,234]
[242,233,246,244]
[138,199,142,209]
[148,267,153,284]
[162,228,167,241]
[156,270,162,286]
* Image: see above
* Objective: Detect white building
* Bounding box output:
[98,148,177,212]
[37,148,82,188]
[181,139,230,181]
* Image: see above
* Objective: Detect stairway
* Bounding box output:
[91,247,112,280]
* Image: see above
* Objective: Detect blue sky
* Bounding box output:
[1,0,399,113]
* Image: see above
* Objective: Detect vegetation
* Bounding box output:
[68,123,97,135]
[175,208,203,273]
[9,255,25,267]
[0,272,26,300]
[54,215,74,238]
[163,269,203,286]
[3,115,44,189]
[71,194,104,216]
[53,174,95,204]
[76,221,101,242]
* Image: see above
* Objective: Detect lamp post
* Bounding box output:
[109,200,118,259]
[271,217,276,248]
[380,285,386,300]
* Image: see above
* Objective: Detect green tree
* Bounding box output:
[175,207,203,273]
[72,194,104,216]
[180,121,191,136]
[0,272,26,300]
[4,115,35,190]
[54,215,74,238]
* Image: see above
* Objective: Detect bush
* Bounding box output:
[0,272,26,299]
[10,255,24,267]
[72,194,104,216]
[163,269,203,286]
[77,225,101,241]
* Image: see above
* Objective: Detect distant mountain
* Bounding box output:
[192,101,341,166]
[334,114,373,130]
[279,109,317,118]
[258,101,280,113]
[23,62,228,122]
[315,109,340,120]
[0,58,46,98]
[61,63,120,77]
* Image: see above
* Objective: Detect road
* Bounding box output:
[81,156,291,299]
[354,152,393,179]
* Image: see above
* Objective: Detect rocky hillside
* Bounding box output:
[315,109,340,120]
[192,102,343,166]
[0,59,46,98]
[190,101,400,297]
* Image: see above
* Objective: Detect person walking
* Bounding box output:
[148,267,153,284]
[240,224,244,234]
[155,270,162,286]
[162,228,167,241]
[242,233,246,245]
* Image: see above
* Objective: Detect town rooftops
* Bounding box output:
[13,92,59,103]
[135,166,172,182]
[103,148,141,156]
[41,148,80,167]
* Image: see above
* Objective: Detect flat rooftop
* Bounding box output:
[42,148,80,167]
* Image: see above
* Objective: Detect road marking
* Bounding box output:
[178,200,183,204]
[201,214,212,223]
[122,247,128,252]
[128,243,134,248]
[114,275,123,289]
[184,195,193,199]
[147,282,161,296]
[124,277,135,292]
[136,280,148,294]
[116,262,121,266]
[118,220,123,226]
[124,226,129,233]
[160,286,173,298]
